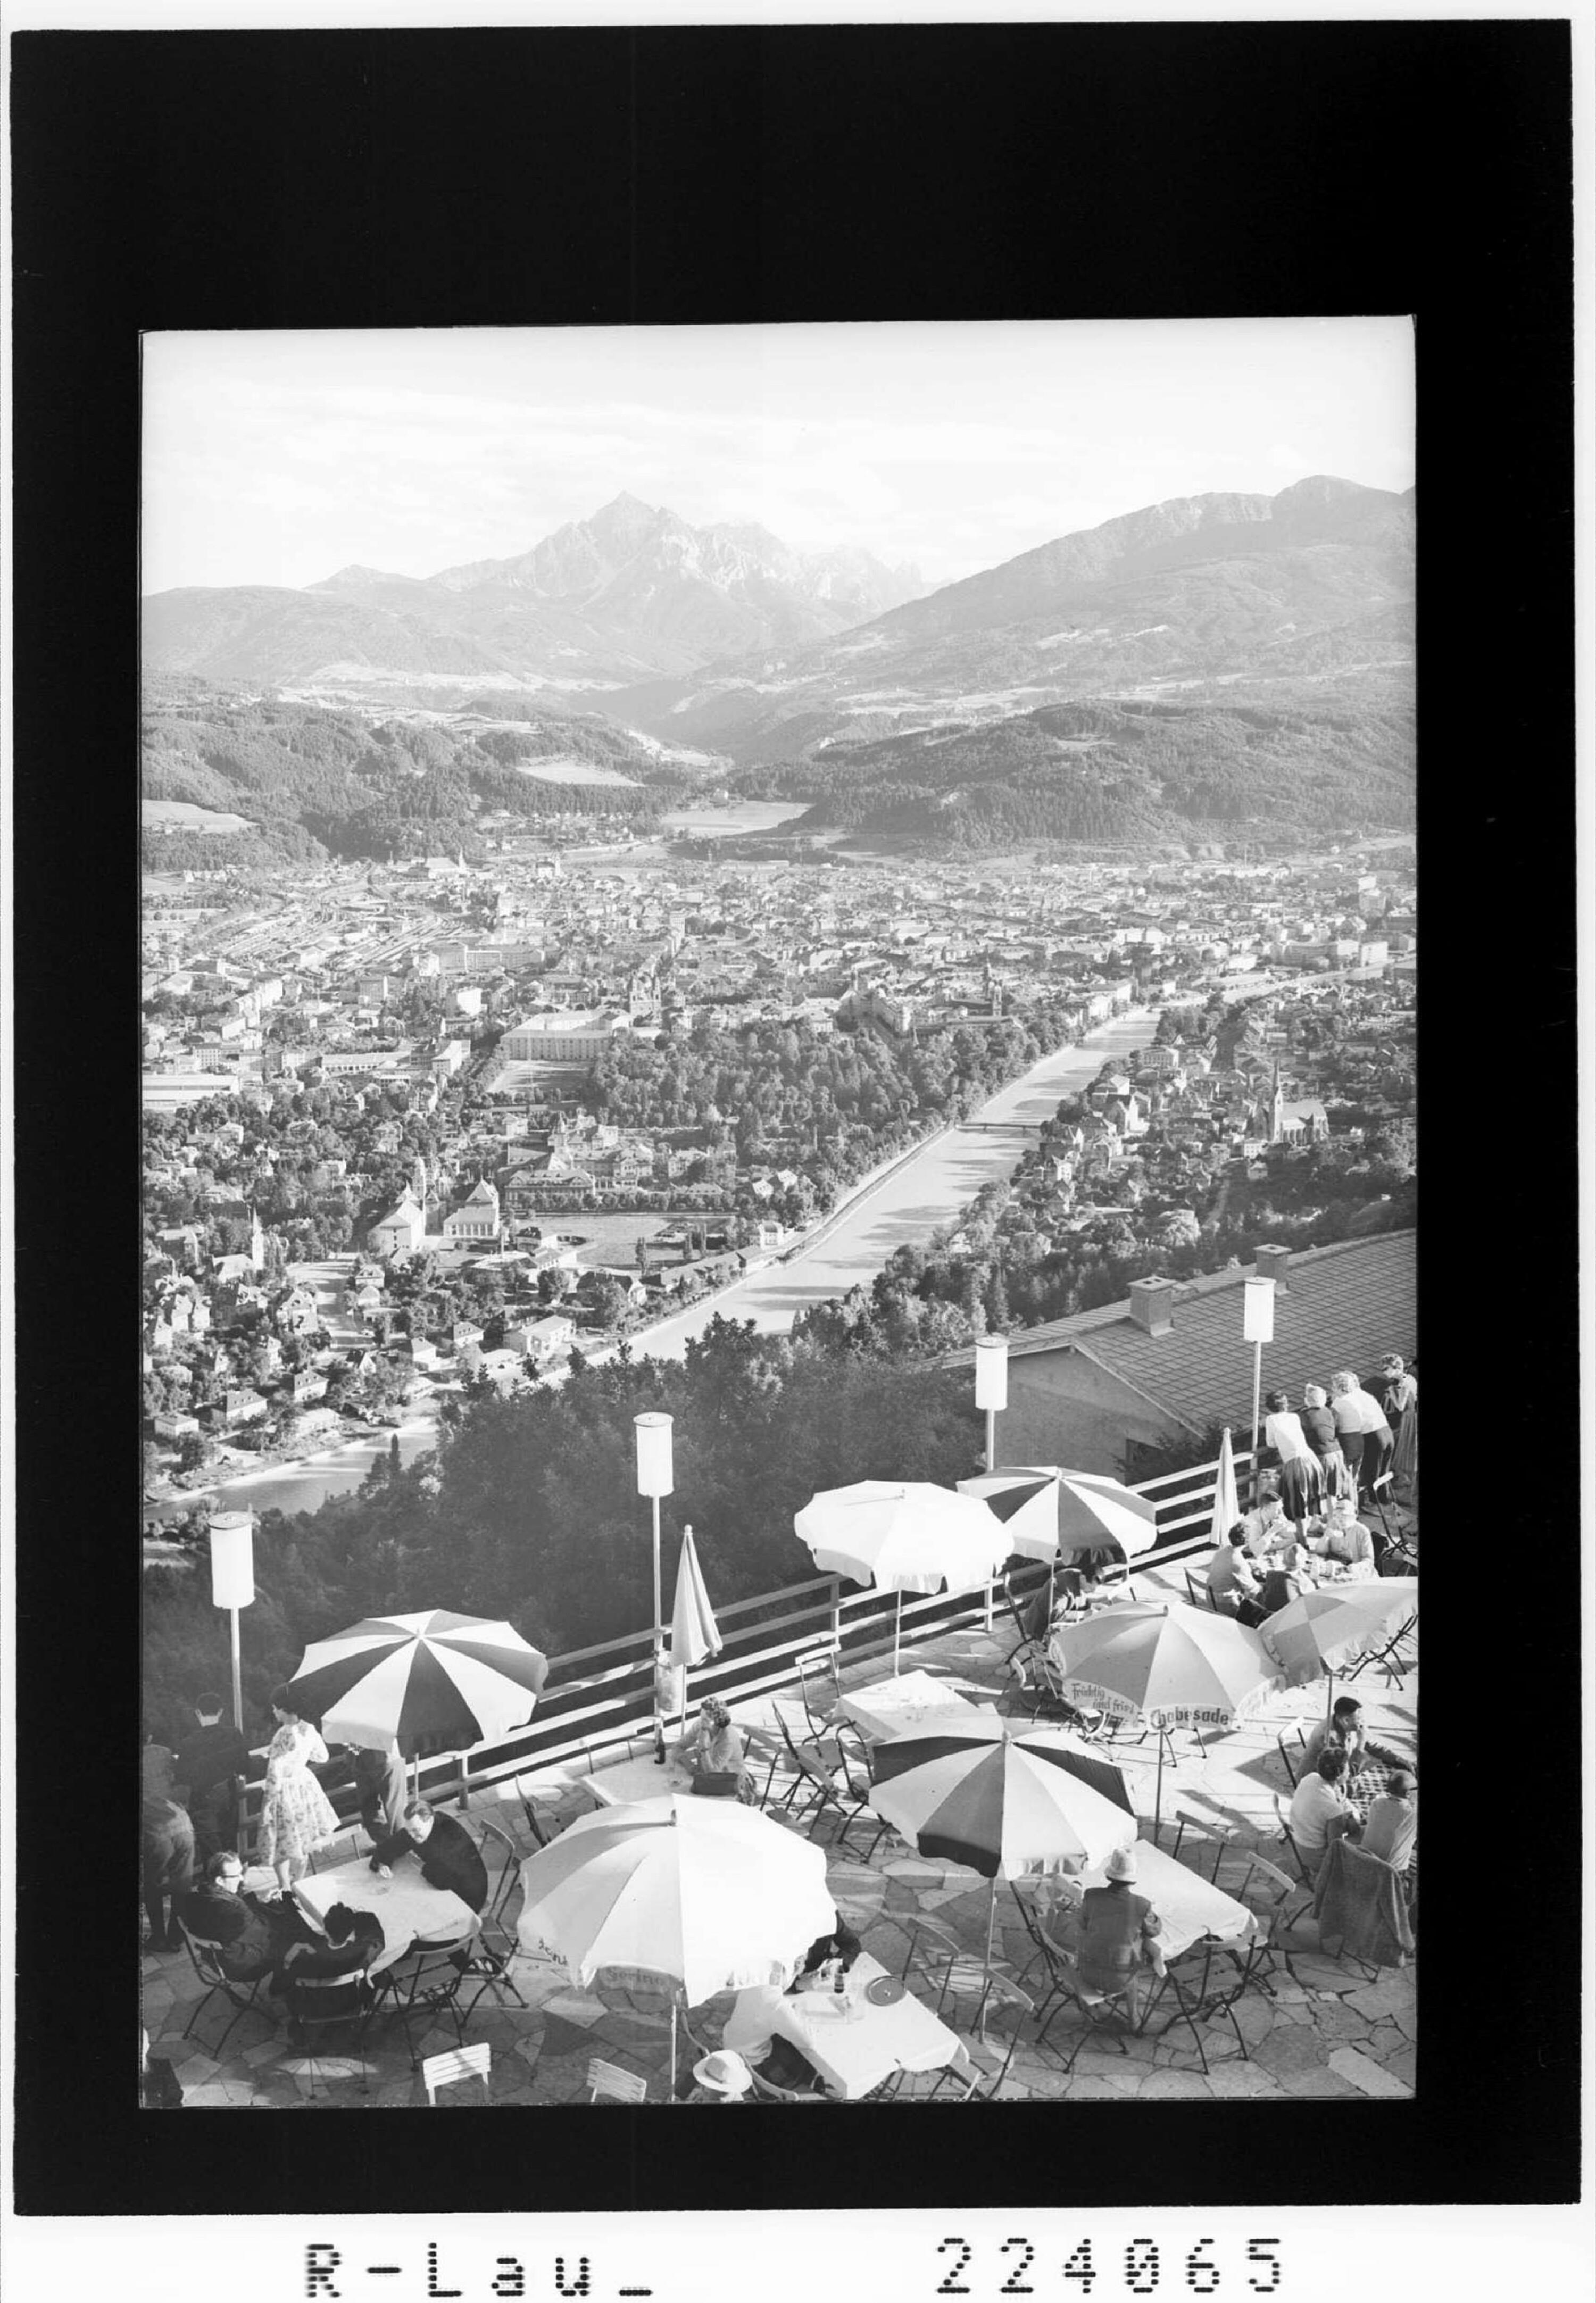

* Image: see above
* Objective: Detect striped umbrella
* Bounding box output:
[1051,1600,1284,1828]
[285,1609,548,1760]
[867,1710,1138,1976]
[1259,1578,1418,1718]
[957,1465,1159,1565]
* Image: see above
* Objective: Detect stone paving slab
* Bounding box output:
[148,1624,1414,2108]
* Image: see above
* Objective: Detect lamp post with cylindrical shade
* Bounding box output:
[974,1335,1008,1632]
[1243,1277,1276,1495]
[634,1411,674,1763]
[974,1334,1008,1474]
[209,1510,255,1850]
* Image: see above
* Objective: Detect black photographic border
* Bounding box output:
[9,15,1579,2218]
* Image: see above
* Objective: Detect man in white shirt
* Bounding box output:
[1240,1487,1293,1560]
[1287,1749,1358,1870]
[1302,1697,1367,1774]
[1361,1769,1417,1873]
[1207,1526,1264,1620]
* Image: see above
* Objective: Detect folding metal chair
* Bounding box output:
[1273,1799,1319,1891]
[794,1645,842,1736]
[422,2042,491,2105]
[1160,1812,1235,1885]
[1183,1567,1217,1612]
[925,1978,1035,2101]
[285,1966,379,2094]
[587,2058,648,2104]
[175,1922,275,2054]
[1275,1725,1307,1789]
[456,1818,528,2016]
[385,1928,475,2068]
[1225,1849,1312,1984]
[749,2067,828,2103]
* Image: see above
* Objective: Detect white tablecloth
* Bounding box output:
[721,1951,962,2099]
[834,1672,983,1742]
[585,1755,693,1807]
[293,1857,478,1978]
[1056,1841,1256,1964]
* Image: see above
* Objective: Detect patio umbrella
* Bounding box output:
[669,1523,722,1740]
[285,1609,548,1760]
[1259,1577,1419,1722]
[1209,1427,1240,1548]
[795,1480,1011,1672]
[1051,1600,1284,1829]
[957,1466,1159,1565]
[516,1793,835,2089]
[867,1709,1138,1976]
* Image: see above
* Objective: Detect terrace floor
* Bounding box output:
[142,1575,1417,2108]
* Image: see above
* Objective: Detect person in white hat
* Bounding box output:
[1076,1842,1165,2016]
[688,2049,755,2104]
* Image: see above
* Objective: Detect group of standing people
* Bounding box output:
[1258,1356,1416,1524]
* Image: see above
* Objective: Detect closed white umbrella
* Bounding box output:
[669,1523,722,1742]
[1209,1427,1240,1550]
[795,1480,1011,1672]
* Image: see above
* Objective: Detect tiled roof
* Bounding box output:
[966,1231,1416,1439]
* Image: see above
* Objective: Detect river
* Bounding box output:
[629,1009,1152,1360]
[160,1007,1148,1517]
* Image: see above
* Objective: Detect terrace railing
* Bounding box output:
[240,1444,1254,1838]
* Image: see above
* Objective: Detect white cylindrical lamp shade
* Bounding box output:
[634,1410,674,1498]
[974,1335,1009,1412]
[209,1510,256,1610]
[1242,1277,1276,1344]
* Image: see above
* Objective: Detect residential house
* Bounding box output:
[954,1232,1415,1479]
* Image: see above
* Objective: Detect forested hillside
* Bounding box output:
[723,695,1414,850]
[140,694,693,867]
[139,1324,982,1737]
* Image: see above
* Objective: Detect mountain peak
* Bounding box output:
[311,562,412,589]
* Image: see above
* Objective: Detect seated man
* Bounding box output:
[1075,1843,1165,2018]
[1303,1696,1368,1776]
[1360,1767,1417,1873]
[1308,1499,1379,1582]
[1287,1748,1359,1873]
[1239,1484,1293,1561]
[173,1694,250,1866]
[1207,1525,1264,1622]
[178,1848,315,1983]
[687,2049,757,2104]
[369,1796,488,1914]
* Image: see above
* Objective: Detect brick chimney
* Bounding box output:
[1127,1276,1175,1336]
[1254,1243,1291,1290]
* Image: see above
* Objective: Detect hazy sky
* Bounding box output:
[142,319,1414,595]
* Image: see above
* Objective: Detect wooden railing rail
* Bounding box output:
[238,1448,1248,1834]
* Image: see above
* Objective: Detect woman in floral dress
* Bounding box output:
[257,1686,341,1894]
